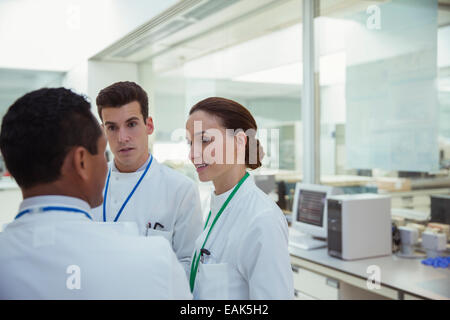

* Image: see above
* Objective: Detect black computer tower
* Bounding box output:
[430,195,450,224]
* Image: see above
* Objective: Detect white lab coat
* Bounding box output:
[0,196,192,299]
[92,156,203,275]
[191,175,294,300]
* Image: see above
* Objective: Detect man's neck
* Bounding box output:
[114,153,150,173]
[22,182,89,204]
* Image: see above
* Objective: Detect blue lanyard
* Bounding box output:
[15,206,92,220]
[103,154,153,222]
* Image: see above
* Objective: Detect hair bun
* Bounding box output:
[257,139,265,163]
[245,137,263,170]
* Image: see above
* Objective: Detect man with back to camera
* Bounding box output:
[0,88,192,299]
[92,81,203,275]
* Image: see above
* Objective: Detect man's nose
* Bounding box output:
[118,127,130,143]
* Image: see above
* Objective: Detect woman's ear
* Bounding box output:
[235,131,247,165]
[235,131,247,147]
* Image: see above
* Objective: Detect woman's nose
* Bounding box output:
[189,143,203,163]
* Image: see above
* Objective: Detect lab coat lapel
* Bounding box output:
[202,177,253,253]
[105,158,159,222]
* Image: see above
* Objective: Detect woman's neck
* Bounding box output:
[213,165,247,195]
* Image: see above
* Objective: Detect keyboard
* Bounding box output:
[289,234,327,250]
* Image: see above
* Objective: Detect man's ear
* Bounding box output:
[72,146,90,181]
[146,116,154,135]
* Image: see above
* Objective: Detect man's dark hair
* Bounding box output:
[0,87,102,189]
[96,81,148,122]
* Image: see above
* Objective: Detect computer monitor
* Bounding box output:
[290,183,337,250]
[430,195,450,224]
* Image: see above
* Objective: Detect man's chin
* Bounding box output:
[114,151,135,163]
[113,157,141,172]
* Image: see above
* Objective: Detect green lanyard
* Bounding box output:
[189,172,249,293]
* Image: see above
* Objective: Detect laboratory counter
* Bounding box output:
[289,245,449,300]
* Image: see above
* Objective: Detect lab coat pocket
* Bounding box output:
[146,229,173,243]
[196,263,230,300]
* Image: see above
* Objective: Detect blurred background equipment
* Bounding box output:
[289,183,338,250]
[327,194,392,260]
[430,195,450,224]
[253,174,278,202]
[397,226,420,258]
[422,231,447,258]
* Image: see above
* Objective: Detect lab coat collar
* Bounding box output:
[19,195,91,213]
[201,174,255,251]
[209,173,254,218]
[210,186,234,216]
[109,154,159,179]
[1,195,92,232]
[111,153,153,173]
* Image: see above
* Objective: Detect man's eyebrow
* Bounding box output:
[104,117,140,126]
[125,116,140,122]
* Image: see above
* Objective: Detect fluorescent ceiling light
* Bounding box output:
[232,51,346,86]
[233,62,302,85]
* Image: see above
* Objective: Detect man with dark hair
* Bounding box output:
[94,81,202,276]
[0,88,191,299]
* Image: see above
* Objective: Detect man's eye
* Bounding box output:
[202,137,211,143]
[107,126,116,131]
[128,122,137,128]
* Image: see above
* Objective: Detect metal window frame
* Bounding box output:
[302,0,320,184]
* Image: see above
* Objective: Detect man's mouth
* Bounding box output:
[119,147,134,153]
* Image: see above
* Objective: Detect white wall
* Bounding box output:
[61,60,139,118]
[0,0,178,71]
[62,60,89,96]
[438,25,450,68]
[0,187,22,231]
[87,60,139,111]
